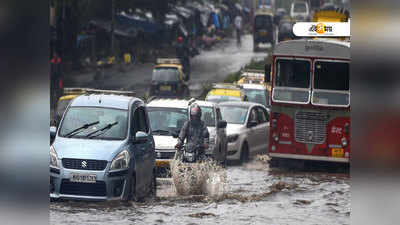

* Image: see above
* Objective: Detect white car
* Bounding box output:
[290,1,310,21]
[189,100,228,165]
[219,101,270,163]
[147,99,189,171]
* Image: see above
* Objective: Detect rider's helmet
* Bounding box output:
[190,104,202,123]
[177,36,183,43]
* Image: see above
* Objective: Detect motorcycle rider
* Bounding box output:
[175,104,209,160]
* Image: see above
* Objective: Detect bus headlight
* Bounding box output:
[273,133,279,142]
[341,137,348,147]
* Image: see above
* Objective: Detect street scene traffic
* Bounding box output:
[50,0,350,224]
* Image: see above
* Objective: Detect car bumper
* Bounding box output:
[50,166,129,201]
[226,140,241,161]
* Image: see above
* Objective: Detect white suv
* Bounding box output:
[147,99,189,170]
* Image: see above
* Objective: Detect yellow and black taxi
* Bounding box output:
[205,83,246,103]
[149,58,190,98]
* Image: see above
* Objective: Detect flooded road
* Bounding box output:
[50,158,349,225]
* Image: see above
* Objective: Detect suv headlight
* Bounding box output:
[110,150,130,171]
[50,146,59,168]
[228,134,239,143]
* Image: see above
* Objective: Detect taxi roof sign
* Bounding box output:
[156,58,181,65]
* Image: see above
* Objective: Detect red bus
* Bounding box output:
[266,39,350,163]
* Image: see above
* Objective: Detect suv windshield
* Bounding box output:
[59,107,128,140]
[220,106,249,124]
[254,15,272,29]
[199,106,215,127]
[273,59,311,104]
[243,89,269,107]
[152,67,179,82]
[56,99,72,118]
[148,107,188,134]
[313,61,350,106]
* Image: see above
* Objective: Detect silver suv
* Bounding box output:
[189,100,228,165]
[219,101,270,164]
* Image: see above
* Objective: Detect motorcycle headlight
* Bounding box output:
[209,136,217,145]
[110,150,130,171]
[50,146,59,168]
[228,134,239,143]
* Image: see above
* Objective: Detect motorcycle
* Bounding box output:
[174,142,204,163]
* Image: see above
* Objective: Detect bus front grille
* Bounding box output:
[295,111,327,144]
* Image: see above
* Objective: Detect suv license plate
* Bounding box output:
[70,174,96,183]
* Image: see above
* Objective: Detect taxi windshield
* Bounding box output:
[206,95,241,103]
[294,3,307,13]
[152,67,179,82]
[243,89,269,107]
[254,15,272,29]
[59,107,128,140]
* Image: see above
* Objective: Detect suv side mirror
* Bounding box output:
[134,131,148,144]
[217,120,227,129]
[264,64,271,82]
[248,120,258,128]
[50,126,57,143]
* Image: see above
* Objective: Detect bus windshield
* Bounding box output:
[312,61,350,107]
[273,59,311,104]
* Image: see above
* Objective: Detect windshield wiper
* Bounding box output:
[65,121,100,138]
[86,121,119,139]
[152,129,171,135]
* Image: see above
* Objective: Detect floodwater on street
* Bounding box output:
[50,158,350,225]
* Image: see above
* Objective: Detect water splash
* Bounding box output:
[170,159,227,198]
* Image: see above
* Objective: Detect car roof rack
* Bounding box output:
[240,69,265,77]
[212,83,240,90]
[85,89,136,97]
[63,87,92,95]
[156,58,181,65]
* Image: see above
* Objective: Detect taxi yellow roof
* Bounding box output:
[208,88,242,97]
